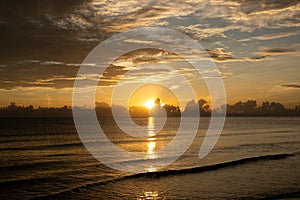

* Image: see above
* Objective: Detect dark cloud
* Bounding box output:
[251,32,299,41]
[119,48,177,64]
[98,64,127,86]
[250,47,298,61]
[234,0,299,14]
[264,48,295,53]
[247,55,270,61]
[0,0,298,65]
[102,6,169,32]
[0,0,105,64]
[99,49,178,86]
[0,46,239,89]
[0,61,78,89]
[206,48,235,61]
[0,0,86,16]
[0,48,179,89]
[281,84,300,89]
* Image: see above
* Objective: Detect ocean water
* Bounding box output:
[0,117,299,199]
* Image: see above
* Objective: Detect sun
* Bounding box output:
[144,99,155,109]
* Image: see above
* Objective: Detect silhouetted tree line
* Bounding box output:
[0,99,300,118]
[182,99,211,117]
[95,102,181,118]
[225,100,300,116]
[0,102,72,118]
[182,99,300,116]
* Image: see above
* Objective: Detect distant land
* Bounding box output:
[1,99,300,118]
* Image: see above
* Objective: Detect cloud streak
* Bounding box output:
[251,31,300,41]
[264,48,296,54]
[281,84,300,89]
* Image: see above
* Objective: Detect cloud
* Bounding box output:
[251,47,299,60]
[0,61,79,89]
[281,84,300,89]
[223,0,300,28]
[0,48,181,89]
[237,0,298,14]
[264,47,296,54]
[0,0,299,96]
[1,0,299,64]
[112,48,178,68]
[246,55,271,62]
[0,1,98,63]
[176,25,229,42]
[127,68,170,76]
[0,44,240,90]
[251,31,300,41]
[206,48,235,62]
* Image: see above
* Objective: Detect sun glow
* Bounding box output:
[144,99,155,109]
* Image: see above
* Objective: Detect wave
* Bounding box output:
[0,137,173,151]
[119,153,295,179]
[0,177,60,189]
[0,142,83,151]
[221,130,295,137]
[199,130,296,138]
[219,141,300,151]
[30,152,296,200]
[0,160,75,173]
[260,191,300,199]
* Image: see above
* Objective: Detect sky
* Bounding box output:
[0,0,299,108]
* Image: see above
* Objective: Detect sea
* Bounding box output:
[0,117,299,199]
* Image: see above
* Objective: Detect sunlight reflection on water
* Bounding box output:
[147,117,156,137]
[138,191,160,200]
[146,117,158,170]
